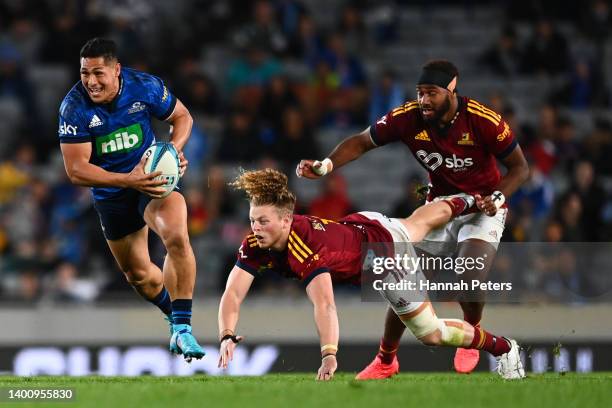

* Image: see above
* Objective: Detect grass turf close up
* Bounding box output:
[1,373,611,408]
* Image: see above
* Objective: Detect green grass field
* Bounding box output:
[1,373,611,408]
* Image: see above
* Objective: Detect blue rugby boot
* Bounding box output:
[169,324,205,362]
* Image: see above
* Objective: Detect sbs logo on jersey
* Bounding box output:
[444,154,473,170]
[95,123,144,155]
[416,150,473,172]
[416,150,443,171]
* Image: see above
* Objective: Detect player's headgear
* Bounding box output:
[80,38,118,62]
[417,60,459,93]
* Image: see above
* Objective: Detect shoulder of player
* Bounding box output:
[240,234,262,253]
[59,82,89,118]
[287,215,319,264]
[60,81,89,114]
[464,97,503,128]
[388,100,420,119]
[122,67,163,90]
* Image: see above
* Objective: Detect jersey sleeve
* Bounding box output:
[369,111,400,146]
[482,118,518,159]
[58,100,90,143]
[286,229,330,286]
[146,74,177,120]
[234,235,267,276]
[369,101,418,146]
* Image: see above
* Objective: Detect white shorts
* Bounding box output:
[415,207,508,257]
[359,211,427,315]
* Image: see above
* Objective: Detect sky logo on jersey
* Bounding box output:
[95,124,143,155]
[376,115,387,126]
[497,122,511,142]
[58,122,78,136]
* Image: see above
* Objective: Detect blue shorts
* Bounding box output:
[93,186,182,241]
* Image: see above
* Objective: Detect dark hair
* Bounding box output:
[80,38,118,62]
[422,60,459,79]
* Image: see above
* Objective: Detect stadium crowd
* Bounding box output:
[0,0,611,303]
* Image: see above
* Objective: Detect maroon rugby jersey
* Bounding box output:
[370,96,517,202]
[235,213,392,285]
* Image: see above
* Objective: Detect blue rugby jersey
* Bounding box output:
[58,67,177,200]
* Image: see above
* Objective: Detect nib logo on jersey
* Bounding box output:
[416,150,474,172]
[96,124,143,155]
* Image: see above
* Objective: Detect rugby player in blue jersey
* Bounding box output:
[58,38,204,361]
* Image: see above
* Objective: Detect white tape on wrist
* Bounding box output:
[491,190,505,209]
[312,158,333,176]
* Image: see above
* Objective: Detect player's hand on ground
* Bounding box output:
[218,335,244,369]
[475,194,497,217]
[316,355,337,381]
[296,159,325,179]
[126,155,166,198]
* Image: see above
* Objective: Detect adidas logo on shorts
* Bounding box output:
[89,114,103,128]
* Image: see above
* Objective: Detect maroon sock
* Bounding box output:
[469,327,511,357]
[462,305,483,328]
[377,338,400,364]
[463,314,481,329]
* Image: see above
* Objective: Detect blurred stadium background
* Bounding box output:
[1,0,612,376]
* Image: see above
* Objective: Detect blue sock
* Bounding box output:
[172,299,192,325]
[148,287,172,316]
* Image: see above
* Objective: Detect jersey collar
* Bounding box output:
[103,74,124,112]
[436,95,464,135]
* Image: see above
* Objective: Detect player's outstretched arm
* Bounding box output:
[305,272,339,381]
[296,128,376,179]
[165,98,192,151]
[478,145,529,216]
[218,266,254,369]
[60,142,167,197]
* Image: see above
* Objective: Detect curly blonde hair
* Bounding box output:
[229,168,296,213]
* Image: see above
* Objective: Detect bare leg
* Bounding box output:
[106,226,164,300]
[456,239,497,326]
[144,192,196,300]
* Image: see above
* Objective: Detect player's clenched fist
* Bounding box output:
[316,355,337,381]
[296,158,333,179]
[218,335,244,369]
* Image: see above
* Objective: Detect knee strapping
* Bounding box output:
[439,319,465,346]
[401,307,466,347]
[400,304,440,339]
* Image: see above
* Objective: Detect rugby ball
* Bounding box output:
[142,142,180,198]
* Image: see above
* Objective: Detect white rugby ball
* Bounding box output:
[142,142,180,198]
